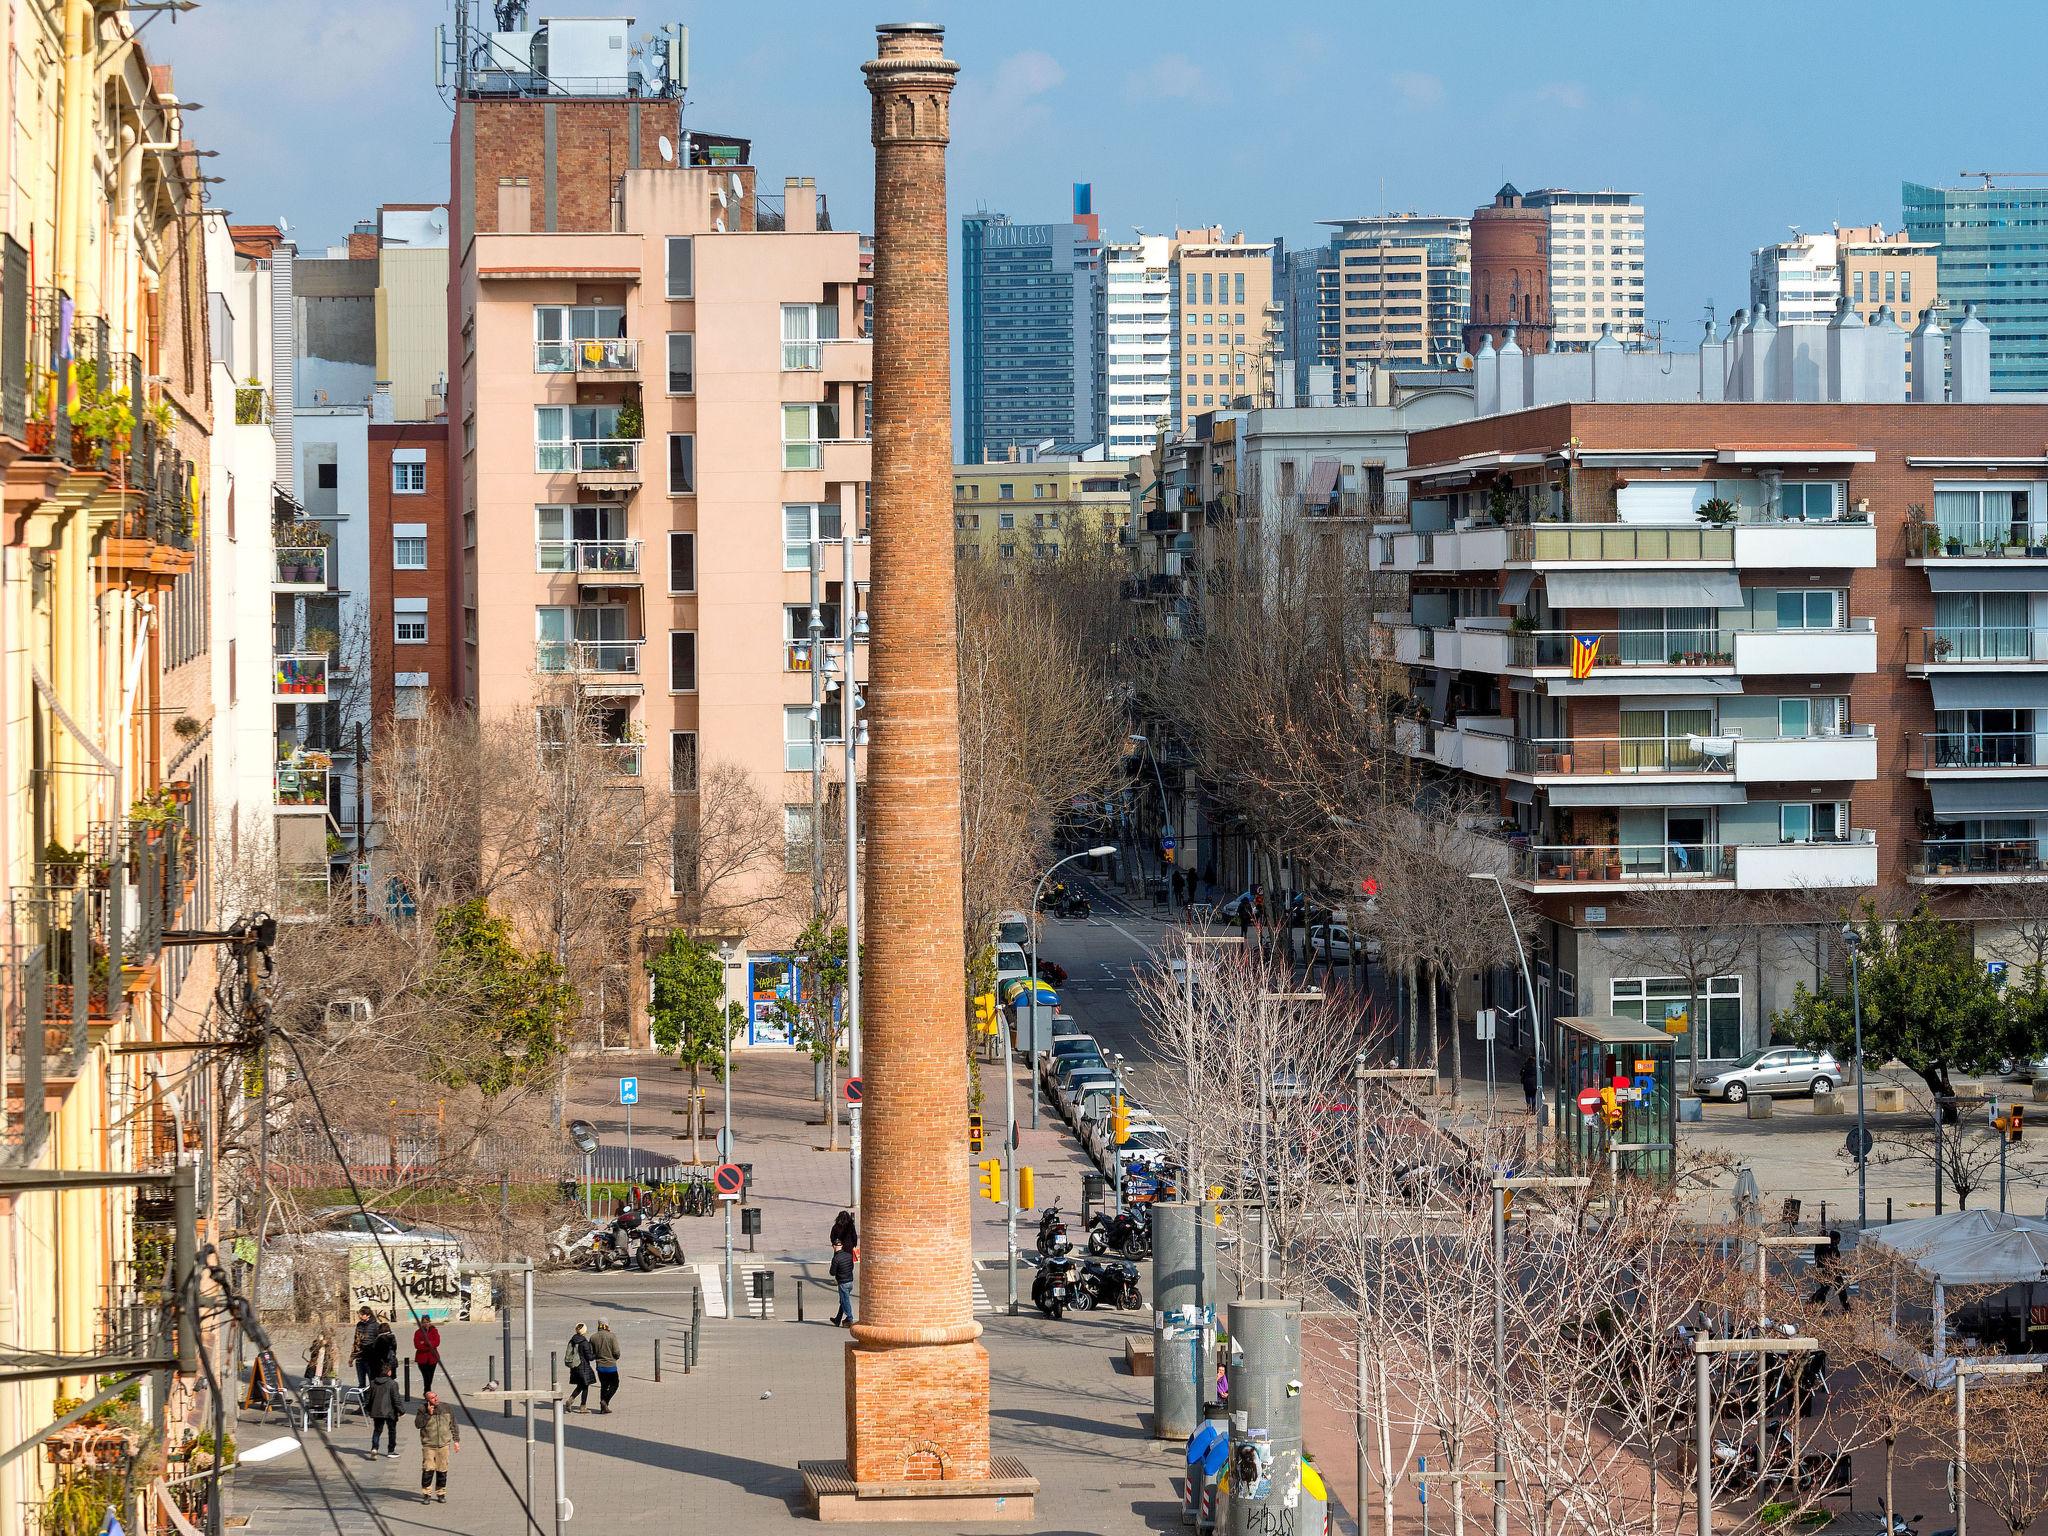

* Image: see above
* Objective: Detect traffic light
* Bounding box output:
[2012,1104,2027,1144]
[971,993,997,1037]
[1598,1084,1622,1129]
[1111,1094,1131,1146]
[1500,1189,1514,1224]
[968,1114,985,1154]
[977,1159,1002,1202]
[1018,1166,1036,1210]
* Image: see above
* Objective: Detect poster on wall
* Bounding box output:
[748,957,797,1045]
[347,1243,494,1325]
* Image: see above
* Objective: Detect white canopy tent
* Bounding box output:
[1864,1210,2048,1383]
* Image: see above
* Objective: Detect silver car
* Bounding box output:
[1693,1047,1842,1103]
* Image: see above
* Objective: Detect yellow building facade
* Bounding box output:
[953,457,1132,564]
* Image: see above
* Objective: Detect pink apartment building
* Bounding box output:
[455,167,871,1044]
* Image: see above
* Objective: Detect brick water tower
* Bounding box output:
[801,21,1037,1522]
[1464,182,1554,355]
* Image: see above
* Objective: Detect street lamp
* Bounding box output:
[1469,872,1544,1141]
[1491,1175,1590,1536]
[1956,1358,2046,1536]
[1691,1333,1822,1536]
[1009,844,1117,1312]
[1843,923,1867,1229]
[1127,733,1178,920]
[717,939,737,1314]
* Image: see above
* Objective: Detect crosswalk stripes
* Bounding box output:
[970,1269,994,1314]
[693,1260,726,1318]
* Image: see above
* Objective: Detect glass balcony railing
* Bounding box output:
[1510,628,1736,669]
[1919,627,2048,664]
[574,540,641,575]
[1913,838,2048,877]
[536,439,640,474]
[1514,736,1729,776]
[782,341,823,371]
[536,640,644,675]
[535,337,640,373]
[1509,525,1734,563]
[273,653,330,699]
[1908,516,2048,559]
[1515,842,1730,882]
[1920,732,2048,770]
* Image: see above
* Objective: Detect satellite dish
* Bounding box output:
[425,209,446,235]
[657,134,674,164]
[277,216,290,233]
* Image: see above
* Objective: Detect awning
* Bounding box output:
[1428,671,1451,716]
[1927,568,2048,594]
[1501,571,1534,605]
[1304,458,1340,501]
[1930,675,2048,710]
[1543,676,1742,697]
[1503,780,1535,805]
[1546,783,1750,807]
[1542,571,1743,608]
[1715,446,1875,465]
[1929,779,2048,817]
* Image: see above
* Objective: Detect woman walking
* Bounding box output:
[565,1323,595,1412]
[412,1317,442,1395]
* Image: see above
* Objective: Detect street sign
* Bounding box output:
[618,1076,639,1106]
[1989,960,2009,986]
[845,1076,863,1105]
[715,1127,733,1162]
[1475,1009,1496,1042]
[1576,1086,1602,1118]
[713,1162,744,1201]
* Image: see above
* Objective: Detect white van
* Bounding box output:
[994,943,1031,990]
[995,910,1033,950]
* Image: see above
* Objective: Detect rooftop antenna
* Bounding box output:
[1960,170,2048,188]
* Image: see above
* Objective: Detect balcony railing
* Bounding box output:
[1912,838,2048,877]
[572,540,641,576]
[1515,842,1731,883]
[537,439,640,474]
[536,639,644,675]
[536,337,640,374]
[273,653,330,700]
[1908,515,2048,560]
[1919,732,2048,771]
[1510,627,1736,670]
[273,546,330,588]
[1509,524,1734,563]
[1514,735,1729,776]
[274,763,330,808]
[782,341,823,371]
[1918,627,2048,665]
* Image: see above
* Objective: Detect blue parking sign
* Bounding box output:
[619,1076,639,1105]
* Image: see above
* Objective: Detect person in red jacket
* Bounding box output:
[412,1318,442,1395]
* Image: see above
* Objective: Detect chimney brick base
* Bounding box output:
[845,1340,991,1483]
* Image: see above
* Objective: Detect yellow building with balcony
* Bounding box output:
[952,456,1133,564]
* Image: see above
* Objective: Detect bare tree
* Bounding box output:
[1601,887,1777,1083]
[1945,1372,2048,1536]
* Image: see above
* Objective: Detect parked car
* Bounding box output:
[1115,1125,1176,1172]
[1055,1066,1115,1117]
[1692,1047,1842,1103]
[1309,923,1380,963]
[994,943,1031,990]
[2003,1054,2048,1081]
[288,1207,463,1251]
[996,910,1033,950]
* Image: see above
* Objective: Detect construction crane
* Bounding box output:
[1960,171,2048,187]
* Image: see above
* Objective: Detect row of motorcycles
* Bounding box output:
[582,1201,685,1272]
[1036,881,1092,920]
[1030,1207,1144,1319]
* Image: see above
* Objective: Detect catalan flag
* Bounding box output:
[1570,633,1601,679]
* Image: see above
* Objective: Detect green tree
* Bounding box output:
[1773,898,2006,1119]
[648,929,739,1164]
[765,916,851,1149]
[422,898,575,1096]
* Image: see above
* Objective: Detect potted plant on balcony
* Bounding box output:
[615,394,644,441]
[69,360,134,469]
[1931,635,1955,661]
[1695,496,1739,528]
[129,788,181,843]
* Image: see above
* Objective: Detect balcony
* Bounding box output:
[535,337,640,375]
[1508,524,1733,565]
[1393,717,1512,778]
[1505,623,1873,678]
[1732,832,1878,890]
[1911,628,2048,671]
[1509,831,1876,892]
[272,546,330,591]
[1389,515,1877,574]
[537,439,641,490]
[1910,837,2048,882]
[272,653,330,703]
[1907,516,2048,563]
[1733,726,1878,782]
[536,639,644,677]
[1912,731,2048,776]
[569,541,642,581]
[1512,728,1878,784]
[782,341,823,371]
[1730,620,1877,676]
[821,337,872,383]
[819,437,872,482]
[274,762,330,812]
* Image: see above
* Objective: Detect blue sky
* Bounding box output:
[161,0,2047,342]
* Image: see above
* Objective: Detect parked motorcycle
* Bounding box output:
[1077,1256,1142,1311]
[1052,889,1091,919]
[1035,1207,1070,1259]
[582,1228,635,1272]
[1086,1207,1152,1259]
[1032,1243,1082,1320]
[636,1219,684,1271]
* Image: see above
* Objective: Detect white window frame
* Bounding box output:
[668,433,695,496]
[666,332,694,395]
[392,522,428,571]
[784,707,815,773]
[391,452,427,495]
[782,502,843,570]
[665,236,693,300]
[668,630,697,694]
[394,598,429,646]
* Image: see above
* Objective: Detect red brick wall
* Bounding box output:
[467,99,679,236]
[368,426,456,721]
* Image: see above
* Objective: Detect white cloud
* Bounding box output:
[1125,53,1207,102]
[1391,71,1444,108]
[992,49,1066,105]
[1535,81,1589,111]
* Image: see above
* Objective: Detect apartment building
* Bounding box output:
[1904,179,2048,391]
[1171,227,1280,417]
[1751,224,1938,330]
[953,454,1130,563]
[1102,234,1175,455]
[1282,244,1341,402]
[1523,188,1645,348]
[449,18,870,1043]
[1321,213,1471,373]
[1378,303,2048,1064]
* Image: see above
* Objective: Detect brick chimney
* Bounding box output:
[846,20,991,1487]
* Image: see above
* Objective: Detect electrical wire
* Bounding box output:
[269,1026,549,1536]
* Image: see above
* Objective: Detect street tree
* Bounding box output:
[763,915,851,1149]
[647,928,740,1163]
[418,898,576,1096]
[1602,886,1777,1082]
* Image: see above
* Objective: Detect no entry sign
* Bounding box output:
[1575,1087,1602,1119]
[714,1162,744,1201]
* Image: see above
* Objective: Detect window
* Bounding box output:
[667,531,696,594]
[1901,271,1912,305]
[667,434,695,495]
[1774,590,1837,630]
[998,510,1015,530]
[783,502,843,569]
[1777,696,1847,738]
[784,706,816,772]
[535,505,625,570]
[535,404,622,470]
[316,462,338,490]
[667,333,694,394]
[669,630,697,692]
[998,483,1015,500]
[670,731,699,793]
[1779,801,1847,843]
[665,236,693,299]
[392,522,427,570]
[533,305,626,369]
[394,674,428,721]
[394,598,428,645]
[392,451,427,494]
[782,404,833,470]
[1778,482,1838,521]
[1612,976,1742,1061]
[784,805,814,872]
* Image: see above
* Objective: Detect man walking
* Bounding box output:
[414,1390,460,1503]
[1520,1052,1540,1114]
[565,1323,595,1413]
[412,1317,441,1395]
[828,1238,856,1328]
[349,1307,378,1393]
[590,1319,622,1413]
[364,1365,403,1460]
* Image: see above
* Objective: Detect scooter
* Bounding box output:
[636,1219,684,1271]
[583,1228,635,1271]
[1032,1239,1082,1319]
[1086,1207,1152,1259]
[1035,1207,1070,1258]
[1078,1256,1143,1311]
[1053,889,1091,919]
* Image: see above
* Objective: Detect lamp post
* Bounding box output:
[1352,1052,1370,1536]
[1490,1175,1590,1536]
[1843,922,1867,1229]
[1128,732,1178,920]
[1691,1334,1821,1536]
[718,939,736,1315]
[1469,872,1544,1142]
[1955,1358,2046,1536]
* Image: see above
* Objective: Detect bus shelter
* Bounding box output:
[1550,1014,1679,1181]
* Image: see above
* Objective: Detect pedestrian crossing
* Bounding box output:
[695,1259,993,1316]
[693,1260,725,1318]
[971,1268,995,1314]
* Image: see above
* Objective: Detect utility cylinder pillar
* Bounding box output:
[1225,1297,1304,1536]
[1154,1200,1222,1440]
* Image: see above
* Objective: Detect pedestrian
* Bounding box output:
[828,1238,856,1327]
[367,1313,399,1381]
[349,1306,378,1392]
[565,1323,595,1413]
[365,1365,403,1460]
[589,1319,622,1412]
[302,1320,338,1389]
[830,1208,857,1255]
[1234,898,1251,938]
[413,1389,460,1503]
[412,1317,442,1395]
[1519,1053,1539,1113]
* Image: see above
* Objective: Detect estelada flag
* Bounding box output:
[1570,633,1601,679]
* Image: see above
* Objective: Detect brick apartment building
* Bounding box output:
[368,422,458,721]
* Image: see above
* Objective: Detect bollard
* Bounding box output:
[655,1339,662,1383]
[501,1311,514,1419]
[549,1350,557,1390]
[488,1350,496,1391]
[404,1358,413,1402]
[797,1278,805,1325]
